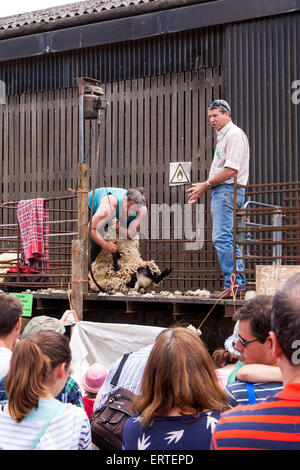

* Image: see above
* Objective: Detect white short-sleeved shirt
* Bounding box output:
[208,121,249,185]
[0,348,12,380]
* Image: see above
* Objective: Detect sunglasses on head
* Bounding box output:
[207,100,230,112]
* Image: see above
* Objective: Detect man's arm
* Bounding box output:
[90,202,118,253]
[236,364,282,383]
[186,167,237,204]
[127,206,148,239]
[118,205,148,240]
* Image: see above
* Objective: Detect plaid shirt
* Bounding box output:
[0,376,84,409]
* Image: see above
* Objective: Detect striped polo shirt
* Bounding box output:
[211,383,300,450]
[226,380,283,407]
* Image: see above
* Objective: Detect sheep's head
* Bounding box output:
[127,266,172,293]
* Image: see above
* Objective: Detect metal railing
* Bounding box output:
[0,195,77,291]
[233,180,300,290]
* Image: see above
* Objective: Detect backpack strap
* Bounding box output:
[110,353,130,387]
[29,401,64,450]
[245,382,257,405]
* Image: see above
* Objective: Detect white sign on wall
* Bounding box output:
[169,162,191,186]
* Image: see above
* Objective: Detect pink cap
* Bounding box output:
[82,363,108,393]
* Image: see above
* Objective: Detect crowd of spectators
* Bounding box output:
[1,272,300,450]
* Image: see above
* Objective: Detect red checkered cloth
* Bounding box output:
[17,198,49,267]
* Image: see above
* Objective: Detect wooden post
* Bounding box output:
[71,239,85,321]
[77,162,89,294]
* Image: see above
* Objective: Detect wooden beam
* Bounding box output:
[71,239,85,321]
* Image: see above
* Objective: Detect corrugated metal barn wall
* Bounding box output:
[1,26,223,95]
[225,13,300,186]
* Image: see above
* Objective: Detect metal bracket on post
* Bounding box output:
[76,77,108,131]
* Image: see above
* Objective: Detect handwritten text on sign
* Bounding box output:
[256,265,300,296]
[9,293,33,317]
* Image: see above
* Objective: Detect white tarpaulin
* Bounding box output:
[69,321,164,388]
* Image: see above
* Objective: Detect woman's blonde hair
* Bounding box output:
[133,327,229,427]
[6,330,71,423]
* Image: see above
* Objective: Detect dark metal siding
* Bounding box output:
[225,13,300,186]
[0,26,224,96]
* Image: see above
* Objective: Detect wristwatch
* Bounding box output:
[205,180,212,189]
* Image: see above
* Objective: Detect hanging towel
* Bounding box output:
[17,198,49,267]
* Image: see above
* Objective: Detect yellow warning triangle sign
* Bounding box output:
[170,163,190,184]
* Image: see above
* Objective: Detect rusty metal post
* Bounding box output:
[233,174,237,282]
[17,223,20,282]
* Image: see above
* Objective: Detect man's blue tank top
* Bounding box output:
[88,187,137,225]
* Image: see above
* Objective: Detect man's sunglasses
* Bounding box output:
[237,334,260,348]
[207,100,230,112]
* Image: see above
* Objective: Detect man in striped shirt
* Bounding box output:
[226,295,283,406]
[212,273,300,449]
[93,344,153,412]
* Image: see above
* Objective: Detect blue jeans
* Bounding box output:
[211,184,246,290]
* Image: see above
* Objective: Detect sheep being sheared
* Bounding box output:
[89,237,171,294]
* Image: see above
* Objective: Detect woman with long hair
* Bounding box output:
[123,327,229,450]
[0,330,91,450]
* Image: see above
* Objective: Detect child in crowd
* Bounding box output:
[212,321,241,388]
[82,363,108,418]
[0,331,91,450]
[212,348,240,389]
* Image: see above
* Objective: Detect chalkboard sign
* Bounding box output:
[256,265,300,296]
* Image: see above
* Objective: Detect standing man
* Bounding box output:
[186,100,249,297]
[88,187,148,263]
